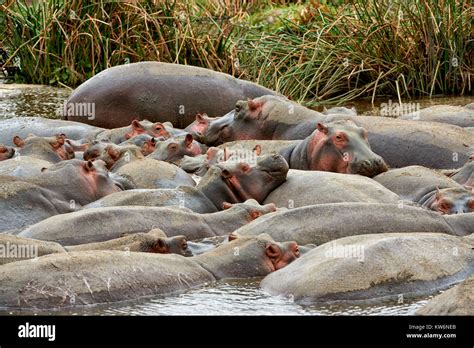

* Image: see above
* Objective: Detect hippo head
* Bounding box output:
[99,144,144,170]
[0,144,15,161]
[428,187,474,214]
[138,136,157,156]
[222,199,277,222]
[125,119,170,140]
[13,134,73,162]
[148,134,203,163]
[308,120,388,177]
[83,140,109,161]
[196,154,288,209]
[152,235,193,257]
[184,113,217,136]
[195,234,300,279]
[450,155,474,187]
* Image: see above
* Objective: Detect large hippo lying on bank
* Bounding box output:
[64,62,279,129]
[0,117,104,146]
[261,233,474,303]
[17,200,276,244]
[0,160,121,231]
[0,234,299,309]
[263,170,400,208]
[203,95,474,169]
[374,166,474,214]
[85,154,289,213]
[233,203,473,245]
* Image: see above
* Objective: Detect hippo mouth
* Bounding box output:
[223,176,252,202]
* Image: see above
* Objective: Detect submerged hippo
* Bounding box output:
[13,134,73,163]
[449,155,474,187]
[0,233,191,265]
[204,95,474,169]
[65,62,279,129]
[416,274,474,315]
[374,166,474,214]
[261,233,474,303]
[18,200,276,244]
[0,234,299,309]
[0,144,15,161]
[84,154,289,213]
[263,169,400,208]
[400,105,474,127]
[0,160,121,231]
[279,120,387,177]
[233,202,473,245]
[0,117,104,146]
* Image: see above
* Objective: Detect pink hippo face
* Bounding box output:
[430,187,474,214]
[125,119,171,140]
[308,120,388,177]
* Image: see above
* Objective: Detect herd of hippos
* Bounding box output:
[0,62,473,315]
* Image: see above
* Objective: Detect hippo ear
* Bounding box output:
[184,134,194,148]
[221,168,233,179]
[107,146,121,161]
[13,136,25,148]
[83,160,95,172]
[240,163,251,173]
[228,232,239,241]
[317,123,328,134]
[222,202,233,209]
[250,210,263,220]
[253,145,262,156]
[264,203,277,212]
[153,238,168,254]
[265,243,281,260]
[131,119,143,130]
[247,98,262,112]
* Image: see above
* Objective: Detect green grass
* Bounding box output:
[1,0,473,104]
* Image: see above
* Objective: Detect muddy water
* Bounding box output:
[0,81,469,315]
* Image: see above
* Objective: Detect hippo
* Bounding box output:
[64,62,279,129]
[374,166,474,214]
[181,144,261,176]
[399,105,474,127]
[232,202,473,245]
[147,133,204,165]
[114,158,196,189]
[13,134,73,163]
[84,154,289,213]
[0,160,121,231]
[203,95,474,169]
[17,200,276,244]
[184,113,219,136]
[65,233,192,257]
[263,169,400,208]
[0,117,104,146]
[0,144,15,161]
[278,120,387,177]
[261,233,474,303]
[416,274,474,315]
[95,119,170,144]
[449,155,474,187]
[0,234,299,309]
[119,134,157,155]
[0,156,52,178]
[97,144,145,171]
[0,233,191,265]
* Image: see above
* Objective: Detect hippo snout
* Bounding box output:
[350,156,388,177]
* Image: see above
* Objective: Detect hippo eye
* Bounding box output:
[335,134,344,141]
